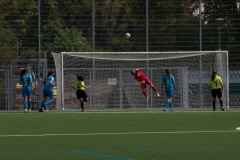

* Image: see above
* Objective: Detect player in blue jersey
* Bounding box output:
[39,71,55,112]
[161,68,176,111]
[19,68,33,113]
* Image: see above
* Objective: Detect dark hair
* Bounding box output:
[20,68,27,76]
[166,68,171,76]
[47,71,53,77]
[77,74,84,81]
[211,70,217,81]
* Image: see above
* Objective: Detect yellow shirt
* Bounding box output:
[72,80,84,91]
[208,76,222,89]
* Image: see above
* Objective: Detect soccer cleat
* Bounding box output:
[39,109,43,112]
[157,93,160,97]
[163,109,167,112]
[170,109,175,112]
[82,109,84,112]
[221,108,225,111]
[24,109,27,113]
[27,109,31,113]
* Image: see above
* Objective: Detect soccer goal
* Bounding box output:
[52,51,229,110]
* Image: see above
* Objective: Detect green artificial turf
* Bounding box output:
[0,108,240,160]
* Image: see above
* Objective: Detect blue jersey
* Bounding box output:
[162,74,175,89]
[19,74,32,89]
[43,75,55,90]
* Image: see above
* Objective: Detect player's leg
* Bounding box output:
[80,97,84,111]
[168,89,174,111]
[217,89,224,111]
[146,79,159,96]
[82,91,88,103]
[163,99,169,111]
[76,90,84,111]
[45,89,54,105]
[22,88,28,113]
[27,88,32,112]
[150,84,160,96]
[23,96,28,113]
[163,89,170,111]
[141,84,148,99]
[81,90,89,112]
[45,97,54,105]
[39,89,47,112]
[211,89,217,111]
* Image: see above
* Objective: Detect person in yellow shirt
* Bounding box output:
[208,70,224,111]
[72,74,90,112]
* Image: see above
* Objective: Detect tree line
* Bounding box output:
[0,0,239,68]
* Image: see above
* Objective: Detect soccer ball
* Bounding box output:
[125,33,131,38]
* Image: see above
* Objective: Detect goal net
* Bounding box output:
[52,51,229,110]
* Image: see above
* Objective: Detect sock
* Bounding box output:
[40,101,45,109]
[81,101,84,110]
[143,91,148,98]
[213,100,216,110]
[45,99,54,105]
[220,100,223,108]
[28,101,32,110]
[169,102,173,110]
[164,101,169,110]
[151,85,158,94]
[23,100,27,109]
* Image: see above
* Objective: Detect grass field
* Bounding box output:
[0,108,240,160]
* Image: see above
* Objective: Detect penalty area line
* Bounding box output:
[0,130,238,137]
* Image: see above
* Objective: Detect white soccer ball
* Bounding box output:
[125,33,131,38]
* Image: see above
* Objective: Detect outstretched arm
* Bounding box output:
[220,82,223,91]
[83,85,90,89]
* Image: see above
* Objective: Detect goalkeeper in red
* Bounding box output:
[131,68,160,99]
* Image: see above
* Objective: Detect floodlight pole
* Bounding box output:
[215,18,224,51]
[146,0,149,108]
[218,25,221,51]
[199,0,202,51]
[37,0,42,109]
[92,0,95,52]
[199,0,203,108]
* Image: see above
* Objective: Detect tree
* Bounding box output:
[0,27,16,69]
[203,0,240,51]
[51,27,91,52]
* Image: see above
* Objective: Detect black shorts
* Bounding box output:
[211,88,222,98]
[76,90,88,100]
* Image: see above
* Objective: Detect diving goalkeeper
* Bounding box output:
[131,68,160,99]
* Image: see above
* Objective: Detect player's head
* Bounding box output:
[20,68,27,76]
[47,71,53,77]
[131,69,135,75]
[166,68,171,76]
[77,74,84,81]
[212,70,217,75]
[211,70,217,80]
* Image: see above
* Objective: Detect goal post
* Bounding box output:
[52,51,229,110]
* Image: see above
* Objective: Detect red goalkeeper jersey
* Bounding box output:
[134,68,148,82]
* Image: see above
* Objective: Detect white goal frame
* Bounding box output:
[52,51,229,110]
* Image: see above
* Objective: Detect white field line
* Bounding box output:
[0,130,239,137]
